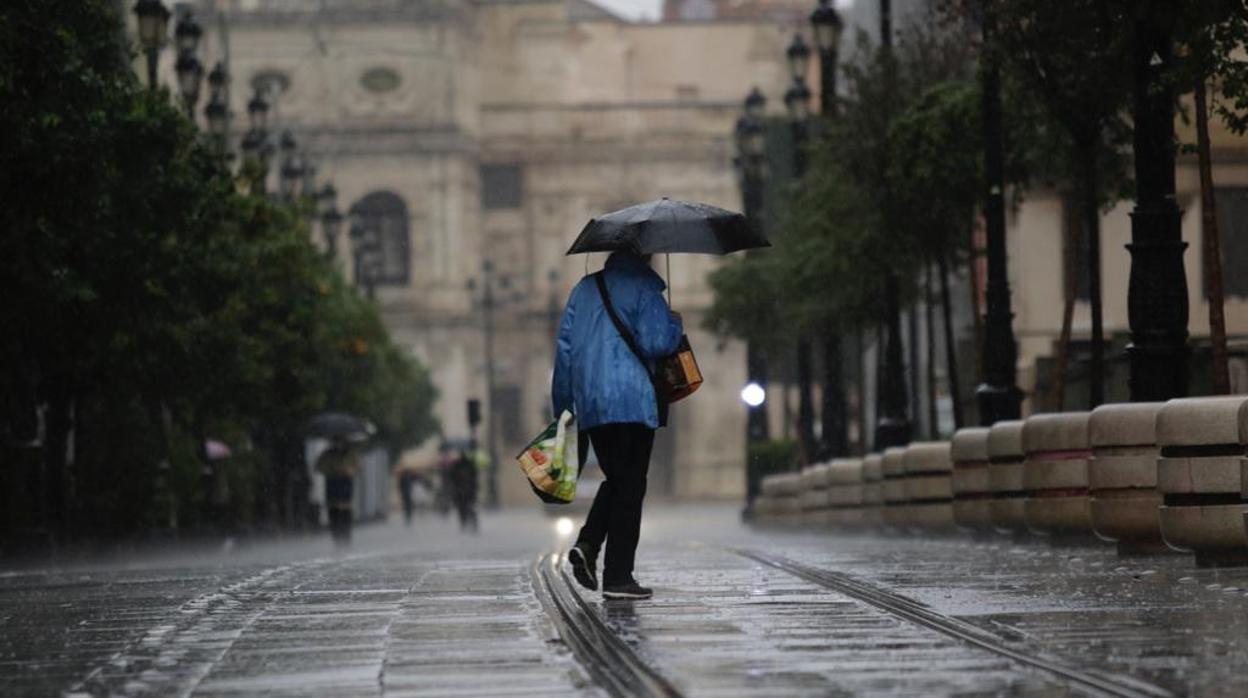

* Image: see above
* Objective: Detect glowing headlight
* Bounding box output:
[740,382,766,407]
[555,517,574,537]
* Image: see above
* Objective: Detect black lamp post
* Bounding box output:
[278,131,304,201]
[468,260,520,511]
[873,0,913,450]
[349,218,380,300]
[204,62,229,149]
[1125,15,1189,401]
[975,3,1023,425]
[318,184,341,259]
[735,89,772,517]
[811,1,844,114]
[133,0,170,90]
[785,35,817,464]
[810,0,847,459]
[173,10,203,119]
[240,89,271,193]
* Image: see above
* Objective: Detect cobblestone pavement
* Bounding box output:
[2,504,1246,696]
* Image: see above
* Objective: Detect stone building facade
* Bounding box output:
[182,0,800,504]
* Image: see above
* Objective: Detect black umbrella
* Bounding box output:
[566,198,770,256]
[305,412,376,441]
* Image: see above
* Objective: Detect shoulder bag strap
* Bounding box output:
[594,272,653,381]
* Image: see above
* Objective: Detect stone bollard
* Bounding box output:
[881,446,909,530]
[755,474,784,520]
[862,453,884,527]
[799,463,831,525]
[1088,402,1169,555]
[902,442,956,531]
[1022,412,1095,538]
[1156,396,1248,567]
[988,420,1027,534]
[951,427,993,532]
[825,458,866,527]
[759,472,803,524]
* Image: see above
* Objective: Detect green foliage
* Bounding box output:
[0,0,438,538]
[747,439,800,475]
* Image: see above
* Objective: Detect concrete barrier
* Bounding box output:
[799,463,832,525]
[951,427,993,532]
[988,420,1027,534]
[881,446,909,530]
[902,442,955,530]
[825,458,866,526]
[1023,412,1094,537]
[1156,396,1248,567]
[1088,402,1169,555]
[862,453,884,526]
[758,472,804,524]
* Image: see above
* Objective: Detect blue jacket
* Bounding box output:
[552,253,684,430]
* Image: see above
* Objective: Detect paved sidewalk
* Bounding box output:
[2,505,1246,696]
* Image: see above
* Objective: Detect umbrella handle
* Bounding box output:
[666,254,672,309]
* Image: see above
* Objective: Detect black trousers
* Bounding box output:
[575,422,655,584]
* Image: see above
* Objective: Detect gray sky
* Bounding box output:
[595,0,663,20]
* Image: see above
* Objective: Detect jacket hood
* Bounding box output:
[606,251,666,291]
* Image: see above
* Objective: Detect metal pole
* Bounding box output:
[1126,15,1189,401]
[818,34,847,459]
[145,47,159,89]
[483,277,500,510]
[872,0,913,450]
[975,1,1023,425]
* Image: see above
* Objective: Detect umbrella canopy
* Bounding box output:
[566,198,769,256]
[305,412,376,441]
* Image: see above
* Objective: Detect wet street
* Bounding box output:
[3,505,1248,697]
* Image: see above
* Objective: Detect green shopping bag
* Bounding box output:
[516,410,579,504]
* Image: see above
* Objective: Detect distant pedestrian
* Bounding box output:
[316,437,359,545]
[398,468,419,525]
[552,250,683,600]
[449,448,479,532]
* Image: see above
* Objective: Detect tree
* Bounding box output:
[984,0,1136,409]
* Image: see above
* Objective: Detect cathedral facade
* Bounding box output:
[187,0,799,503]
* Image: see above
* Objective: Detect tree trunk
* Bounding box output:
[819,327,848,459]
[938,252,963,429]
[924,261,938,438]
[1196,80,1230,395]
[856,328,868,455]
[908,303,921,436]
[1053,189,1082,411]
[969,235,985,388]
[796,338,816,464]
[1080,144,1105,408]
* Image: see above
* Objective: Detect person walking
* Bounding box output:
[449,448,479,532]
[552,250,683,600]
[316,436,359,545]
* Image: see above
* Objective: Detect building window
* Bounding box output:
[360,67,401,94]
[481,164,524,209]
[351,191,410,286]
[250,69,291,98]
[1211,188,1248,298]
[1061,190,1090,302]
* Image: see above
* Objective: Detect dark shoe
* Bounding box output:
[567,544,598,591]
[602,579,652,600]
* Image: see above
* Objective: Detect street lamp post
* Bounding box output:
[318,184,342,260]
[469,261,519,511]
[975,2,1023,425]
[173,10,203,120]
[785,35,817,464]
[873,0,913,450]
[133,0,170,90]
[278,131,304,201]
[204,62,230,152]
[1126,15,1189,401]
[349,220,380,300]
[240,89,271,194]
[811,0,847,459]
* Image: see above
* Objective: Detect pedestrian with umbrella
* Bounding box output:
[306,412,374,545]
[555,198,768,600]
